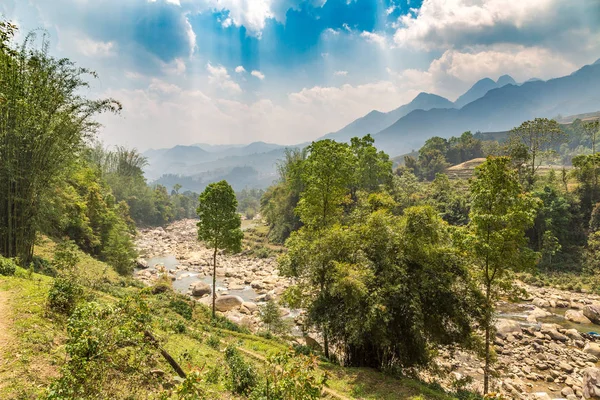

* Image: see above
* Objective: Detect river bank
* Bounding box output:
[134,219,600,399]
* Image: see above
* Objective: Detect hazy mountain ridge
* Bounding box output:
[373,62,600,156]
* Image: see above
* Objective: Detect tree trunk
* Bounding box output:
[483,282,492,395]
[323,328,330,359]
[212,246,217,319]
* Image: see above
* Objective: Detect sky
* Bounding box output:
[2,0,600,150]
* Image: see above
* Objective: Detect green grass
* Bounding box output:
[0,237,461,400]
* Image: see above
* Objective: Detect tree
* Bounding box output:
[0,25,120,263]
[196,180,243,318]
[349,134,393,196]
[259,299,285,334]
[582,120,600,203]
[296,140,353,229]
[465,157,538,394]
[508,118,566,185]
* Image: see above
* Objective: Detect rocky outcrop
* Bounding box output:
[495,319,522,338]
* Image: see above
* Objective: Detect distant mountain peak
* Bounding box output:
[496,74,517,87]
[594,58,600,65]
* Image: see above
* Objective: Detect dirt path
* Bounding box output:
[0,291,11,351]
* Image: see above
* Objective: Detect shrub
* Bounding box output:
[31,255,56,276]
[259,299,285,334]
[250,350,326,400]
[0,256,17,276]
[47,277,83,315]
[206,334,220,349]
[174,367,216,400]
[224,345,257,395]
[254,247,270,259]
[169,299,193,320]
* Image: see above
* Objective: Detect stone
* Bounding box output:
[584,343,600,358]
[215,295,243,312]
[533,298,551,308]
[496,319,522,339]
[136,258,149,269]
[562,386,575,397]
[583,367,600,398]
[191,282,212,297]
[559,362,574,373]
[241,301,258,313]
[565,328,583,341]
[584,304,600,324]
[532,392,551,400]
[566,309,592,324]
[547,329,568,342]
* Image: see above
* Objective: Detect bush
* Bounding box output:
[259,299,285,334]
[169,299,193,320]
[31,255,56,276]
[47,277,83,315]
[224,345,257,395]
[0,256,17,276]
[250,350,326,400]
[254,247,270,259]
[206,334,220,349]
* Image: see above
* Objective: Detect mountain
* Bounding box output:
[453,78,498,108]
[320,92,453,143]
[373,62,600,157]
[496,74,517,87]
[594,58,600,65]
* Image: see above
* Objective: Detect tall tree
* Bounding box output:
[465,157,538,394]
[0,25,120,262]
[582,120,600,203]
[296,140,353,229]
[508,118,566,185]
[196,180,243,318]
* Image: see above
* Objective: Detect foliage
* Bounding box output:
[464,156,538,393]
[46,296,156,399]
[250,350,326,400]
[174,367,216,400]
[169,298,193,320]
[259,299,285,334]
[0,255,17,276]
[0,26,120,264]
[224,345,258,395]
[197,180,243,318]
[47,277,83,315]
[507,118,566,185]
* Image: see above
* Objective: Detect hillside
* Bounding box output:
[453,75,516,108]
[373,61,600,157]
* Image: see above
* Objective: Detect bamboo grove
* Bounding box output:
[0,23,120,263]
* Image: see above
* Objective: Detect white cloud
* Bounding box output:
[360,31,387,47]
[205,0,273,35]
[162,58,187,76]
[207,63,242,94]
[184,15,197,56]
[334,70,348,76]
[235,65,246,73]
[74,37,115,57]
[394,0,557,49]
[251,70,265,80]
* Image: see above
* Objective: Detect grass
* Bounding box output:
[0,236,462,400]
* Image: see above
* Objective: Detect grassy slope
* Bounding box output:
[0,238,456,400]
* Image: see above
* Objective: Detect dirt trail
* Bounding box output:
[0,291,11,351]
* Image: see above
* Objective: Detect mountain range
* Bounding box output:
[144,58,600,192]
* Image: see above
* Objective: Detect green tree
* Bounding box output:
[0,25,120,263]
[508,118,566,185]
[196,180,243,318]
[465,157,538,394]
[296,140,353,229]
[259,299,285,334]
[582,120,600,203]
[349,134,393,196]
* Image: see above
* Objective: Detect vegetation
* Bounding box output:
[196,180,244,318]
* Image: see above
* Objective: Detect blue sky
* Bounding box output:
[2,0,600,149]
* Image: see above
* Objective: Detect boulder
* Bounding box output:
[533,298,551,308]
[136,258,149,269]
[565,328,583,341]
[532,393,551,400]
[566,309,593,324]
[547,329,568,342]
[496,319,522,339]
[215,295,243,312]
[584,343,600,358]
[583,367,600,398]
[241,301,258,313]
[191,282,212,297]
[584,305,600,324]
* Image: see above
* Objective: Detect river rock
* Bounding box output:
[241,301,258,313]
[584,305,600,324]
[584,343,600,358]
[137,258,149,269]
[215,295,243,312]
[496,319,522,339]
[583,367,600,398]
[566,309,592,324]
[533,298,551,308]
[191,282,211,297]
[532,392,552,400]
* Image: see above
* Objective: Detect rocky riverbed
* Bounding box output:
[135,219,600,399]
